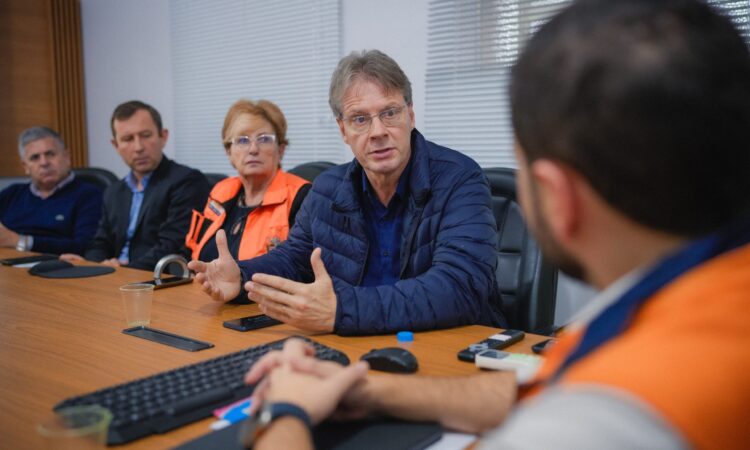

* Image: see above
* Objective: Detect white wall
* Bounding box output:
[555,274,597,326]
[79,0,594,325]
[341,0,428,130]
[80,0,427,177]
[80,0,176,178]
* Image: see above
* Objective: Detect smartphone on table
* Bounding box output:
[139,276,192,289]
[531,338,558,354]
[223,314,282,332]
[0,254,57,266]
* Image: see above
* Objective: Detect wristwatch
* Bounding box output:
[240,402,312,448]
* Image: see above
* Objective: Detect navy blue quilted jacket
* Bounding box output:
[238,130,506,335]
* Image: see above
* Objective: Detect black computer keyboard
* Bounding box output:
[53,336,350,445]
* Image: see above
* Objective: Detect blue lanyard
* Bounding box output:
[552,217,750,383]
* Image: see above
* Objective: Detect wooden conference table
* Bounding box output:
[0,249,546,449]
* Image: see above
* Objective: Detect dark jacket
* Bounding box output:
[85,156,210,270]
[239,130,505,335]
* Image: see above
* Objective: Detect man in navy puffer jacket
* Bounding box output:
[190,50,506,335]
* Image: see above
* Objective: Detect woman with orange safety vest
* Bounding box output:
[186,99,310,262]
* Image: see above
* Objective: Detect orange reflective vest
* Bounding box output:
[522,243,750,450]
[185,170,309,261]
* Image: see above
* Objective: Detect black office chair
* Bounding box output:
[484,167,558,334]
[204,172,228,187]
[73,167,119,190]
[287,161,336,182]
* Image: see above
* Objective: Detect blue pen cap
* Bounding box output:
[397,331,414,342]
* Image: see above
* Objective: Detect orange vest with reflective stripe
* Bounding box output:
[522,243,750,450]
[185,170,308,261]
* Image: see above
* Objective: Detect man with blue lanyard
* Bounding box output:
[238,1,750,449]
[62,101,209,270]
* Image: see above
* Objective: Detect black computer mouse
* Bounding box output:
[360,347,418,373]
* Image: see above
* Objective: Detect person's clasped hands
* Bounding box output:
[244,339,370,424]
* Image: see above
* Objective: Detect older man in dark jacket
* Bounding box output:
[190,50,505,335]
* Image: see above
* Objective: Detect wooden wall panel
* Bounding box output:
[0,0,55,176]
[48,0,87,168]
[0,0,87,176]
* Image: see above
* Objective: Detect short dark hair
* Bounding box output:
[511,0,750,236]
[110,100,164,138]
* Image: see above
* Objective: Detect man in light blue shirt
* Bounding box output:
[116,172,152,264]
[62,101,209,270]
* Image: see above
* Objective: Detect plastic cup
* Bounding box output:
[120,283,154,327]
[37,405,112,449]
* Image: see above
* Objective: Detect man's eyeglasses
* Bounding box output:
[341,105,407,134]
[224,134,277,151]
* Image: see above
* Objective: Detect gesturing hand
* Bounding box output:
[187,230,241,302]
[246,248,337,332]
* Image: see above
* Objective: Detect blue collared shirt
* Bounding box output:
[118,172,152,263]
[360,164,411,287]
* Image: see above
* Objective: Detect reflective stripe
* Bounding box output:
[187,171,308,260]
[523,241,750,450]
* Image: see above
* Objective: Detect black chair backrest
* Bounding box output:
[287,161,336,183]
[204,172,228,188]
[73,167,119,191]
[484,167,558,334]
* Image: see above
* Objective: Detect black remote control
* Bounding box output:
[223,314,282,332]
[457,329,526,362]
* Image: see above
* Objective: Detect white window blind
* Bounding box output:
[424,0,570,169]
[169,0,345,175]
[709,1,750,40]
[424,0,750,169]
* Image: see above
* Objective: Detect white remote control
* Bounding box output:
[475,349,543,383]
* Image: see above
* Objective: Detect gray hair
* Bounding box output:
[328,49,412,118]
[18,126,65,159]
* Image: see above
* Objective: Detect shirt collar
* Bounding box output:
[29,171,75,198]
[361,159,412,206]
[124,171,153,192]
